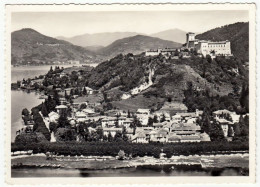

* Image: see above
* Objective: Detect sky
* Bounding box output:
[11,11,249,38]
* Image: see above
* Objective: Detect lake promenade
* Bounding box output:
[12,152,249,170]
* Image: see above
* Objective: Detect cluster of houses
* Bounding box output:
[145,48,193,59]
[43,94,242,143]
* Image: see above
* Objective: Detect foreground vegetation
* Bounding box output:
[11,141,248,158]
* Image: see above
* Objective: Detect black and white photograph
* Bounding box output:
[4,3,256,184]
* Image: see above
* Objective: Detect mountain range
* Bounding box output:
[150,29,187,44]
[97,35,182,59]
[11,29,182,65]
[57,32,141,48]
[11,22,249,65]
[57,29,187,49]
[11,28,102,64]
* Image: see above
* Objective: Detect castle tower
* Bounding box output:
[186,32,195,48]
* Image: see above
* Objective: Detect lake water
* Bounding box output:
[11,64,98,142]
[11,91,45,142]
[11,64,98,83]
[12,165,248,177]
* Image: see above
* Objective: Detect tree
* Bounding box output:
[49,122,58,133]
[34,121,51,141]
[49,66,53,73]
[70,89,74,96]
[80,103,87,110]
[41,102,48,117]
[209,120,225,141]
[160,114,166,122]
[238,115,249,137]
[114,119,119,128]
[55,128,76,142]
[147,117,154,127]
[127,110,131,118]
[114,131,123,142]
[174,49,179,56]
[233,123,241,137]
[117,150,125,160]
[239,83,249,113]
[65,91,70,100]
[53,90,60,105]
[133,116,142,127]
[58,110,70,128]
[107,132,113,142]
[153,115,159,123]
[22,108,30,116]
[199,111,211,134]
[46,96,56,112]
[83,87,87,95]
[232,84,240,96]
[122,127,128,142]
[206,55,212,63]
[15,132,47,145]
[96,128,104,140]
[227,125,234,137]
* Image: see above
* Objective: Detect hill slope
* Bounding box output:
[151,29,187,44]
[195,22,249,61]
[97,35,182,60]
[83,52,248,112]
[57,32,141,47]
[11,28,100,65]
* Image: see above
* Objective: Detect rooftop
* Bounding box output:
[137,109,150,114]
[55,105,68,109]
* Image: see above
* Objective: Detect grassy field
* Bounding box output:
[111,95,165,112]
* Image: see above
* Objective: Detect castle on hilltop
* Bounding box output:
[186,32,232,57]
[145,32,232,58]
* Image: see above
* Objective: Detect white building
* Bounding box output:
[55,105,68,114]
[131,131,148,143]
[75,112,87,122]
[186,32,232,57]
[83,87,94,95]
[145,48,178,57]
[103,128,122,137]
[101,116,117,128]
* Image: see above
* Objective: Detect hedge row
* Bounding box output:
[11,141,249,158]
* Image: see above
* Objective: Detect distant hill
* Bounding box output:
[97,35,182,59]
[84,45,104,52]
[57,32,141,47]
[151,29,187,44]
[11,28,101,65]
[195,22,249,62]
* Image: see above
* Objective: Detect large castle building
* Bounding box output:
[186,32,232,57]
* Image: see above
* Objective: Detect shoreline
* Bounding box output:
[11,153,249,170]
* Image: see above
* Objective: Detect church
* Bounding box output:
[186,32,232,57]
